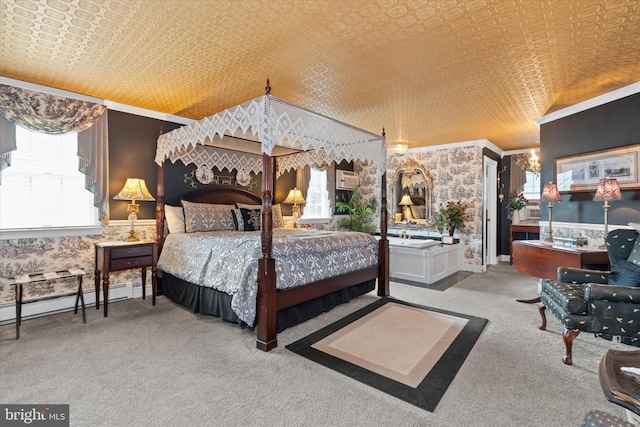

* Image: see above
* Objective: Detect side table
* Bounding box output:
[598,349,640,424]
[94,241,158,317]
[8,269,86,339]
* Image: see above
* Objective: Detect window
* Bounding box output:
[301,167,331,220]
[0,126,99,229]
[522,170,541,201]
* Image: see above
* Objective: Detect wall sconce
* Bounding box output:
[113,178,155,241]
[497,166,507,203]
[388,143,408,156]
[529,150,541,174]
[283,187,306,228]
[593,177,622,246]
[541,182,561,242]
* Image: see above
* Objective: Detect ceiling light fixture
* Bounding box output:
[529,150,541,174]
[388,143,408,156]
[529,150,540,173]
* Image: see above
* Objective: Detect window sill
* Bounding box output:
[0,225,105,240]
[298,216,333,225]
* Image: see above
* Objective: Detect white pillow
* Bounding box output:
[165,205,185,234]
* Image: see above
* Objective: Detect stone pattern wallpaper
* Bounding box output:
[0,224,156,305]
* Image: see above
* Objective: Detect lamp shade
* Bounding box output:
[388,143,408,156]
[283,188,306,205]
[593,177,623,202]
[398,194,414,206]
[541,182,561,202]
[113,178,155,201]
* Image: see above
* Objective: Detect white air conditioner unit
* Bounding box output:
[336,170,359,190]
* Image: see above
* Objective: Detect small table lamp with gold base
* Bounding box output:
[113,178,155,241]
[284,188,306,228]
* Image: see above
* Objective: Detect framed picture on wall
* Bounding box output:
[554,143,640,192]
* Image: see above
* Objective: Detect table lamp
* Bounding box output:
[113,178,155,241]
[399,194,414,222]
[283,188,306,228]
[541,182,561,242]
[593,177,622,247]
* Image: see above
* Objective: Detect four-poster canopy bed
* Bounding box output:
[154,81,389,351]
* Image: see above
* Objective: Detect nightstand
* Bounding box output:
[94,241,158,317]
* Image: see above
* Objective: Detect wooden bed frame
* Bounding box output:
[156,150,389,353]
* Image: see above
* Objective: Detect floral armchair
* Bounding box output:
[537,229,640,365]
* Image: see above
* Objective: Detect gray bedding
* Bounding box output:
[157,229,378,326]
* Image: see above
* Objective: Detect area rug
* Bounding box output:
[286,297,488,412]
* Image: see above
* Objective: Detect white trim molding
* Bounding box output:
[0,76,195,125]
[408,139,503,156]
[534,81,640,127]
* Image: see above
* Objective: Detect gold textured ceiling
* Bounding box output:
[1,0,639,151]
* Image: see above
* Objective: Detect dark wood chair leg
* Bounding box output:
[562,327,580,365]
[537,304,547,330]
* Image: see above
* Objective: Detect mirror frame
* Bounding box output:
[389,159,433,226]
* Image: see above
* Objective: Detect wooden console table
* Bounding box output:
[512,240,609,280]
[509,224,540,265]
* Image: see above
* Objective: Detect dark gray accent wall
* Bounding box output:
[539,93,640,226]
[108,110,181,220]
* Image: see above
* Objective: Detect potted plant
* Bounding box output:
[335,187,378,233]
[507,191,528,223]
[433,200,473,237]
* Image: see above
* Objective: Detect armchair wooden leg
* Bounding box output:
[562,327,580,365]
[537,304,547,330]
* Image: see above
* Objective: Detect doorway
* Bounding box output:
[484,157,498,266]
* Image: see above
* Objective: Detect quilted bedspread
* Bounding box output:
[157,229,378,326]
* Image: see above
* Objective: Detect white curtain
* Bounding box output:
[0,84,109,222]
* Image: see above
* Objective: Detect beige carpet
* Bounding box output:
[312,302,467,387]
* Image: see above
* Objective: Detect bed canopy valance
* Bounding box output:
[154,87,387,176]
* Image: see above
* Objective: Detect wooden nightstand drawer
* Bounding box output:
[110,256,153,271]
[110,245,153,259]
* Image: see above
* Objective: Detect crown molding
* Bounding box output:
[534,81,640,127]
[409,139,503,155]
[0,76,195,125]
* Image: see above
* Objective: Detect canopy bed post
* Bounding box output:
[156,163,165,254]
[257,153,277,351]
[378,170,389,296]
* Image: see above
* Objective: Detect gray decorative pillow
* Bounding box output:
[609,259,640,287]
[627,237,640,265]
[181,200,235,232]
[236,203,284,228]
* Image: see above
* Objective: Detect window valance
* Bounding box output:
[0,84,109,222]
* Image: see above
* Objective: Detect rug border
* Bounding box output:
[285,297,488,412]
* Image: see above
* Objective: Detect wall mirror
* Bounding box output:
[389,159,433,227]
